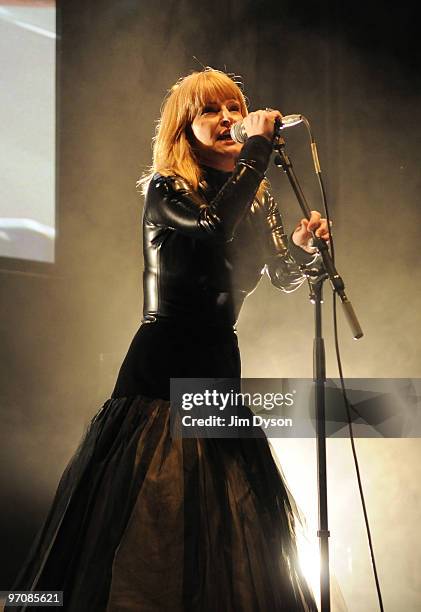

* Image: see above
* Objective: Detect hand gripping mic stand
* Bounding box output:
[272,132,363,612]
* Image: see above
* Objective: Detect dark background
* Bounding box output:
[1,1,420,608]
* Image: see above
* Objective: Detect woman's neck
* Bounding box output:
[196,152,236,173]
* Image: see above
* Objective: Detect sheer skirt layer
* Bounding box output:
[8,395,317,611]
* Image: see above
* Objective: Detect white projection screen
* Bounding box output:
[0,1,56,264]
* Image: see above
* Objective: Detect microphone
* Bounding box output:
[230,114,303,143]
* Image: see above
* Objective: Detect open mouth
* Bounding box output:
[217,132,234,141]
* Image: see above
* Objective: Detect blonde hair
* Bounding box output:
[139,69,266,196]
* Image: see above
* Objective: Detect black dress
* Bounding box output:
[7,136,319,611]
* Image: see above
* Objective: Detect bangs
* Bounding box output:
[192,73,246,114]
[171,70,248,124]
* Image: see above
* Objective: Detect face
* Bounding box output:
[190,98,244,171]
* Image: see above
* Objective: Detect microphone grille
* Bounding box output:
[230,121,247,143]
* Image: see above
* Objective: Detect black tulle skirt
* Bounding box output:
[7,322,317,611]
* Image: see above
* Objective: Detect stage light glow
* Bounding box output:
[297,530,321,606]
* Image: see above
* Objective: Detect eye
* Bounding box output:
[202,105,217,114]
[228,103,241,112]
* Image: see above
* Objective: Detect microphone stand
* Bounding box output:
[272,138,363,612]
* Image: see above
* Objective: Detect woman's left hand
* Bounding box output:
[292,210,331,253]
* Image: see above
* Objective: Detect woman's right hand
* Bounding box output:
[241,109,282,142]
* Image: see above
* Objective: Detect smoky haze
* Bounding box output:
[0,1,420,609]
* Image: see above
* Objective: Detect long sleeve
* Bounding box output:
[144,136,273,241]
[260,189,322,293]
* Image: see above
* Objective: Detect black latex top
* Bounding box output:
[142,136,317,326]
